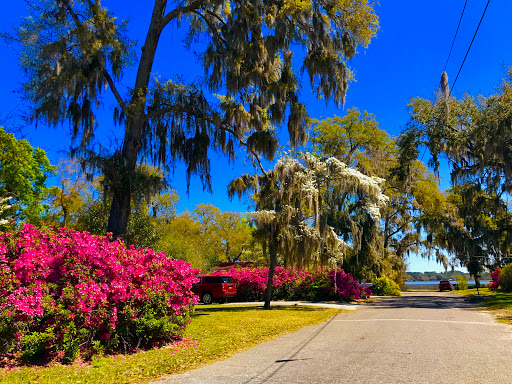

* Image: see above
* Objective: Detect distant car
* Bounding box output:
[439,280,453,291]
[192,275,237,304]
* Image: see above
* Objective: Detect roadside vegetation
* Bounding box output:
[0,305,341,384]
[454,266,512,324]
[215,267,370,302]
[456,288,512,325]
[4,0,512,377]
[370,277,401,296]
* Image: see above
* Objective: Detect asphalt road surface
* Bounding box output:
[154,291,512,384]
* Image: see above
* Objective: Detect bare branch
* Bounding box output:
[103,69,127,113]
[60,0,84,28]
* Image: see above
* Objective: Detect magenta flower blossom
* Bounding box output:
[213,266,369,302]
[0,224,199,363]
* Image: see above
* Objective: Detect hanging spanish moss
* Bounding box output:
[230,152,388,308]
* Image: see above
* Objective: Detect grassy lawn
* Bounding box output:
[456,288,512,324]
[0,305,341,384]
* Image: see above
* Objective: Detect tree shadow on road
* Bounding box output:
[367,293,477,310]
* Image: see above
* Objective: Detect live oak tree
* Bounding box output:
[311,108,397,279]
[311,108,395,178]
[229,152,388,309]
[192,203,253,262]
[10,0,378,239]
[432,185,512,284]
[406,71,512,272]
[408,71,512,198]
[311,111,447,282]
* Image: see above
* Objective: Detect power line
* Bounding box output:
[450,0,492,96]
[444,0,468,72]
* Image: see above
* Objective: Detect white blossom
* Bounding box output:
[0,196,12,226]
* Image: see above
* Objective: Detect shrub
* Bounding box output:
[371,277,401,296]
[456,275,468,290]
[488,267,501,291]
[214,267,369,302]
[0,224,198,364]
[499,264,512,292]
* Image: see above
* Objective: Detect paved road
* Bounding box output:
[154,291,512,384]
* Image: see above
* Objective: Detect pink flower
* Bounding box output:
[0,224,199,363]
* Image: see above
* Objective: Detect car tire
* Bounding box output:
[202,292,213,305]
[218,298,226,304]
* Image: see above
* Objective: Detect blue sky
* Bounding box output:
[1,0,512,272]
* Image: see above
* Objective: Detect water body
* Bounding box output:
[405,280,490,285]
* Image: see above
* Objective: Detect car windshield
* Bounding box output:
[221,277,233,283]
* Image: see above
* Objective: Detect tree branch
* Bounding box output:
[192,10,227,45]
[219,125,268,177]
[204,9,226,26]
[103,69,127,113]
[388,222,410,239]
[145,105,176,121]
[60,0,83,28]
[147,105,268,176]
[159,0,206,33]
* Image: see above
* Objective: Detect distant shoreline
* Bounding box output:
[405,280,490,286]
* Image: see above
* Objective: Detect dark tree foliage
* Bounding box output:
[10,0,378,238]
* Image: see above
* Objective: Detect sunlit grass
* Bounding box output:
[0,305,341,384]
[456,288,512,324]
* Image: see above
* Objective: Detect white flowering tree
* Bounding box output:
[229,152,388,309]
[0,196,12,226]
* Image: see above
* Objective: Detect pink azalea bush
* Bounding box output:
[0,224,198,364]
[488,267,501,291]
[214,267,369,302]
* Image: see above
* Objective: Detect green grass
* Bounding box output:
[456,288,512,324]
[0,305,341,384]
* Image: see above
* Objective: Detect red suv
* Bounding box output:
[192,275,237,304]
[439,280,453,291]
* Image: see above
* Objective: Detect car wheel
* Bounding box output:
[202,292,213,305]
[218,298,226,304]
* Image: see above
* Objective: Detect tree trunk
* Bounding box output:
[60,192,68,228]
[475,274,480,288]
[106,0,167,239]
[264,228,278,310]
[107,182,132,240]
[105,0,205,239]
